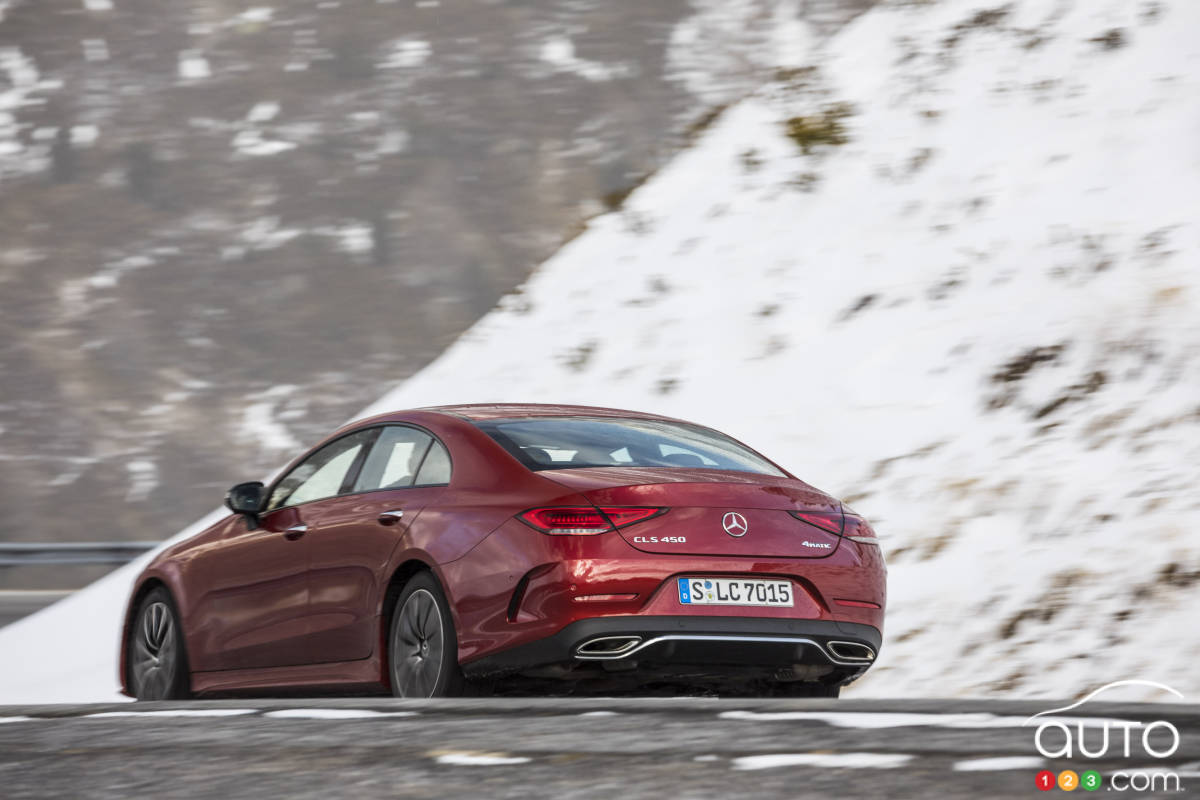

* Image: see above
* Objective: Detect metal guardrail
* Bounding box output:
[0,542,160,566]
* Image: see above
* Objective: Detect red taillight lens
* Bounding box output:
[518,506,665,535]
[841,512,878,544]
[601,507,666,528]
[787,510,844,535]
[519,507,611,534]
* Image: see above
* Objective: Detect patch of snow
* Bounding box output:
[235,7,273,24]
[246,101,280,123]
[178,51,211,81]
[377,129,408,155]
[330,222,372,255]
[239,385,303,455]
[57,255,156,319]
[379,39,431,69]
[539,36,631,82]
[579,710,619,717]
[82,0,113,10]
[263,709,418,720]
[733,753,913,770]
[434,752,531,766]
[667,0,815,104]
[70,124,98,146]
[953,757,1046,772]
[1,46,61,179]
[241,217,302,250]
[0,716,35,724]
[123,460,158,503]
[82,39,110,62]
[86,709,258,718]
[0,48,38,89]
[232,129,295,156]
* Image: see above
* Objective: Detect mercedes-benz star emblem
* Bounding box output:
[722,512,749,537]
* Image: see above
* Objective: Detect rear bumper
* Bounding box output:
[462,615,881,680]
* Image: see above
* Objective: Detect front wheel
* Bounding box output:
[387,572,464,697]
[128,587,190,700]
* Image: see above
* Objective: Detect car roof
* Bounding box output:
[419,403,689,424]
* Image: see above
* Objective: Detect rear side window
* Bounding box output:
[353,426,433,492]
[474,417,785,477]
[414,441,452,486]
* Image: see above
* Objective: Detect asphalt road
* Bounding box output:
[1,698,1197,799]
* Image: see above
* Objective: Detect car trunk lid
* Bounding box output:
[542,467,843,558]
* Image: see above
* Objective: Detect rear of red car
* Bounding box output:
[444,412,886,695]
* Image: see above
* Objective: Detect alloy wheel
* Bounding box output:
[131,601,179,700]
[391,588,445,697]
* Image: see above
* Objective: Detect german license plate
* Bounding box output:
[677,577,793,607]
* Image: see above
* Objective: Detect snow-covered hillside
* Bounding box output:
[2,0,1198,702]
[363,0,1200,698]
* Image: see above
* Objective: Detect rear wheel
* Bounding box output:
[128,587,190,701]
[387,572,464,697]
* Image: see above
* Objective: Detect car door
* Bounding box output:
[193,428,378,671]
[304,425,452,663]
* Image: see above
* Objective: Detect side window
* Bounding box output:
[414,440,452,486]
[267,429,376,511]
[353,426,433,492]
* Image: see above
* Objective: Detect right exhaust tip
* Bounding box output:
[575,635,643,660]
[827,641,876,662]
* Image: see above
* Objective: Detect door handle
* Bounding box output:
[377,510,404,526]
[283,524,308,541]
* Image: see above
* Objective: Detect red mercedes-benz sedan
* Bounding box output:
[121,404,885,700]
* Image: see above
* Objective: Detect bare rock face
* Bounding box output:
[0,0,870,575]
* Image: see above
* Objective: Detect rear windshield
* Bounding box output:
[474,417,786,476]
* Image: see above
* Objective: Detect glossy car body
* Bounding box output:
[120,404,886,697]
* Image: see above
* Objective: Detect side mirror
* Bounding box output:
[225,481,265,528]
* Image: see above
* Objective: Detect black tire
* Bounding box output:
[387,572,464,698]
[127,587,190,701]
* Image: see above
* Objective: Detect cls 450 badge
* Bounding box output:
[632,536,687,544]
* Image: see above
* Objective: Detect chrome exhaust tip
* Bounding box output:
[826,641,876,662]
[574,635,643,660]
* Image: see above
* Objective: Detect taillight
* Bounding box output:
[841,511,878,545]
[788,510,843,535]
[518,506,665,535]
